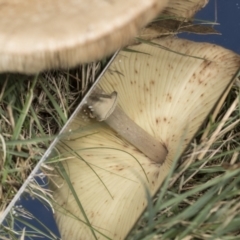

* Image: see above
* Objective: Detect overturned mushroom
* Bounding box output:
[0,0,168,73]
[51,38,240,240]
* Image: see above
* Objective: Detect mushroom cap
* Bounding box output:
[164,0,209,18]
[51,38,240,239]
[0,0,168,73]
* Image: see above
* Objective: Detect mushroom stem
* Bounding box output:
[105,106,167,163]
[87,89,167,163]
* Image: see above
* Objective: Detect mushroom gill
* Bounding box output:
[51,38,240,240]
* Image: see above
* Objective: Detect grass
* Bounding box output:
[0,16,240,240]
[0,63,101,213]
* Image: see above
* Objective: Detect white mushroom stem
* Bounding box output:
[87,89,168,163]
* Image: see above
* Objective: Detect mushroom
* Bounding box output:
[51,38,240,240]
[0,0,168,74]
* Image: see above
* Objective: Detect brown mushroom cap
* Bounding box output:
[51,38,240,239]
[0,0,168,73]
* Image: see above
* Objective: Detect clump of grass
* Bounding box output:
[0,62,101,213]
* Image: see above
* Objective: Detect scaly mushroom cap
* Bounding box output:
[0,0,168,73]
[51,38,240,240]
[164,0,209,18]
